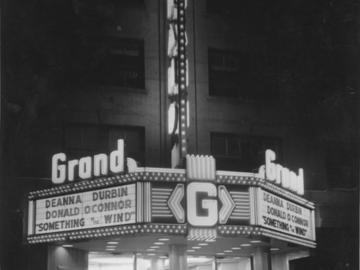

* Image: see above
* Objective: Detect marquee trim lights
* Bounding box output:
[136,182,152,223]
[28,170,313,209]
[168,184,185,223]
[27,178,316,247]
[27,151,315,248]
[27,224,188,244]
[151,187,174,219]
[187,228,217,241]
[167,0,189,167]
[218,186,236,224]
[217,225,316,248]
[261,228,316,248]
[28,170,186,200]
[228,190,251,221]
[186,155,216,180]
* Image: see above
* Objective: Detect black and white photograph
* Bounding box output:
[0,0,358,269]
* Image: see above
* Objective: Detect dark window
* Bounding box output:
[211,133,282,171]
[65,124,145,166]
[207,0,240,17]
[326,141,358,188]
[208,47,279,100]
[90,38,145,89]
[208,48,250,98]
[75,0,145,13]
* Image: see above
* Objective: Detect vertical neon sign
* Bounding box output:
[167,0,189,168]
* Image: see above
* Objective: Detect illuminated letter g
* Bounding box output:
[187,182,218,227]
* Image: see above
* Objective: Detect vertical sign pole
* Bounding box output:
[176,0,188,162]
[167,0,188,168]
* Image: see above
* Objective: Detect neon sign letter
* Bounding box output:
[187,182,218,227]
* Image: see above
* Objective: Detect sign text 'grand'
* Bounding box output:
[52,139,125,184]
[259,149,304,195]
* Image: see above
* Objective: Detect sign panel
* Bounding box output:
[257,189,314,241]
[32,184,136,235]
[258,149,304,195]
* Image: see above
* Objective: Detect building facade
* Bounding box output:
[1,0,358,270]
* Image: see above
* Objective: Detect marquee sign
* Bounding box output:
[258,149,304,195]
[256,189,315,241]
[51,139,125,184]
[27,153,316,248]
[28,184,136,235]
[150,183,249,226]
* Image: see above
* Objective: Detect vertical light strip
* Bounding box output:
[186,155,216,180]
[137,183,143,222]
[27,201,34,235]
[144,182,152,222]
[311,210,316,241]
[228,191,250,220]
[218,186,235,224]
[167,0,188,167]
[249,187,256,224]
[256,188,262,225]
[177,0,188,159]
[168,184,185,223]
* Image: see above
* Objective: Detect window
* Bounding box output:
[65,124,145,166]
[207,0,240,17]
[208,48,279,100]
[211,133,282,171]
[90,38,145,89]
[208,48,250,98]
[326,141,358,188]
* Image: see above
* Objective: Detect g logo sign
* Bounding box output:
[187,182,218,227]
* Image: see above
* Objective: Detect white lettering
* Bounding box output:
[51,139,125,184]
[187,182,218,227]
[289,171,298,192]
[51,153,66,184]
[67,159,78,182]
[259,149,304,195]
[78,156,92,179]
[94,154,108,176]
[281,167,290,189]
[297,169,304,195]
[110,140,124,173]
[265,149,276,181]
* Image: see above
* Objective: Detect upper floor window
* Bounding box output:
[211,132,282,171]
[208,48,250,98]
[89,38,145,89]
[65,124,145,166]
[207,0,240,17]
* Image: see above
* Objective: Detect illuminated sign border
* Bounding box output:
[30,184,136,235]
[27,169,316,248]
[29,169,314,209]
[252,188,316,242]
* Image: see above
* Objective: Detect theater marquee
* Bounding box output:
[26,151,316,248]
[28,184,136,235]
[256,189,315,241]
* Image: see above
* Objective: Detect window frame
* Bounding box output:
[210,132,283,172]
[88,37,145,90]
[63,123,146,166]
